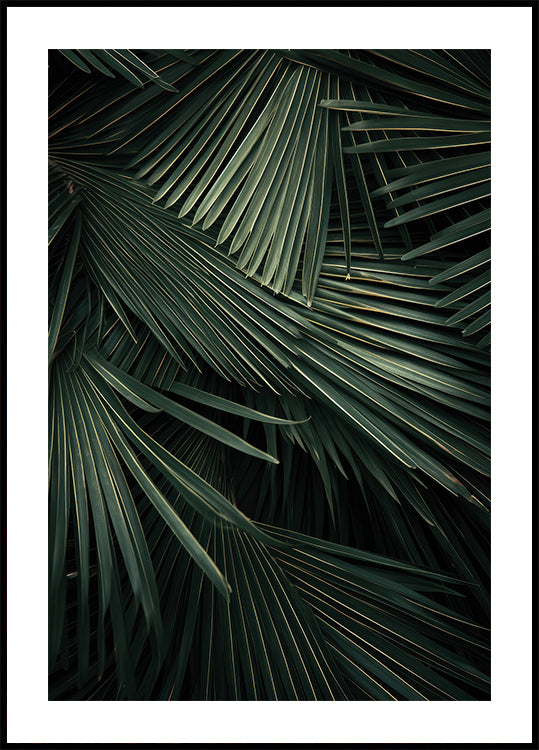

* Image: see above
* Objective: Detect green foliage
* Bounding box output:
[49,49,490,700]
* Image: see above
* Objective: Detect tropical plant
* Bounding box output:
[48,48,490,701]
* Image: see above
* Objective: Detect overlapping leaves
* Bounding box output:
[49,48,491,701]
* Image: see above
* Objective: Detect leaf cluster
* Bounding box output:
[49,48,490,701]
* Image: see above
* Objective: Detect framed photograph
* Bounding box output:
[4,3,535,747]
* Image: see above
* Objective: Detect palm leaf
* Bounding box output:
[58,48,179,91]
